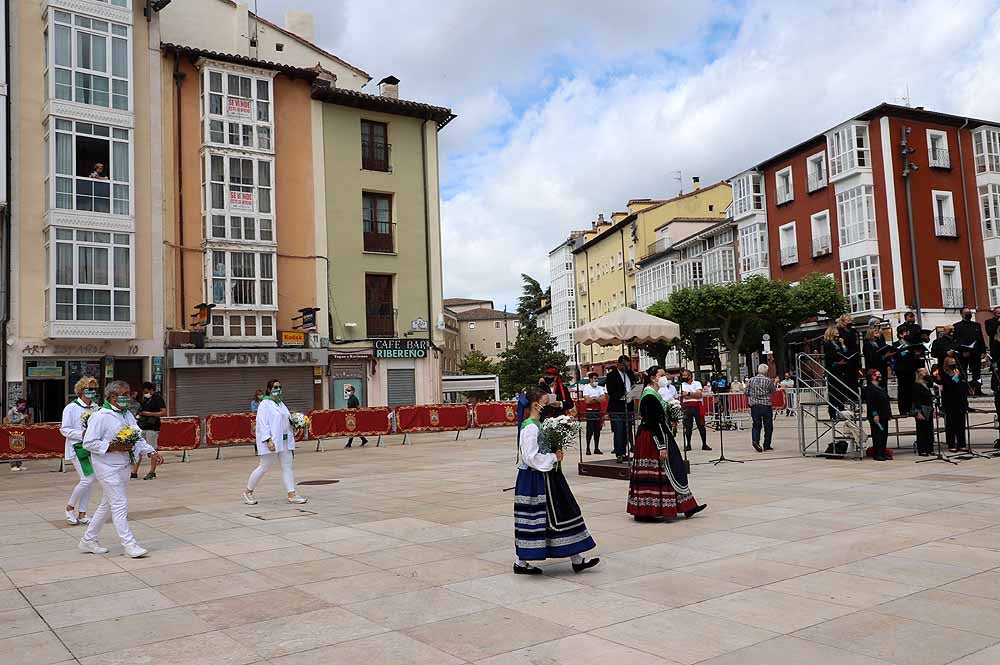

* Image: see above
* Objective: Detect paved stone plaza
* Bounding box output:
[5,417,1000,664]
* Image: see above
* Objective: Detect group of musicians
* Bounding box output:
[822,307,1000,459]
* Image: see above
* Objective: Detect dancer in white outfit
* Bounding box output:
[242,379,307,505]
[79,380,161,558]
[61,376,100,525]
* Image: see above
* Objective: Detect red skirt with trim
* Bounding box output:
[627,427,698,518]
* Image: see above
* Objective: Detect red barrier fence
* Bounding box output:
[396,404,469,433]
[0,424,64,460]
[205,412,256,447]
[308,407,393,438]
[158,417,202,451]
[472,402,518,429]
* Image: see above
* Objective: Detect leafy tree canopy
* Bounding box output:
[516,274,546,328]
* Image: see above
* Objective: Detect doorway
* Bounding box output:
[25,379,67,423]
[333,378,366,409]
[113,358,144,395]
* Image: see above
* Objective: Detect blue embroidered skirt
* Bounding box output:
[514,467,596,561]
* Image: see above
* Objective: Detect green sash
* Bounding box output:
[101,401,135,462]
[73,442,93,476]
[263,397,288,441]
[642,386,666,409]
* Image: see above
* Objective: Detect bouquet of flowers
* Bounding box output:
[540,415,581,472]
[289,412,310,432]
[80,410,93,431]
[665,399,683,423]
[114,426,143,462]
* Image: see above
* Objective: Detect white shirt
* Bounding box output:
[658,384,678,402]
[681,380,704,404]
[60,398,99,460]
[518,421,556,472]
[256,398,295,455]
[582,384,607,404]
[83,406,154,469]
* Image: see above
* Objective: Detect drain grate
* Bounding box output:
[297,479,340,485]
[246,509,318,520]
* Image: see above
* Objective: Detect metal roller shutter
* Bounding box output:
[174,367,313,417]
[386,369,416,407]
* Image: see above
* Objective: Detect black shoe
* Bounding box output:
[143,472,156,480]
[130,472,138,479]
[752,442,763,453]
[572,557,600,573]
[763,446,773,451]
[702,445,712,451]
[616,456,624,464]
[873,454,886,461]
[345,442,352,448]
[360,438,368,447]
[593,448,603,455]
[684,504,708,519]
[513,563,543,575]
[586,447,592,456]
[684,445,692,452]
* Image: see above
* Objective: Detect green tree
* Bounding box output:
[516,274,546,328]
[458,351,500,401]
[768,273,847,373]
[637,300,690,367]
[497,327,569,398]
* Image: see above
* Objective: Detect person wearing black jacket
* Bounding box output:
[864,369,892,461]
[837,314,862,389]
[863,327,892,388]
[939,357,969,452]
[822,326,849,419]
[605,355,637,463]
[896,312,922,417]
[913,367,936,456]
[931,326,958,367]
[954,307,986,395]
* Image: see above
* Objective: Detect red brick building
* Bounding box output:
[732,103,1000,331]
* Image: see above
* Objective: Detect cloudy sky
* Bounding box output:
[263,0,1000,309]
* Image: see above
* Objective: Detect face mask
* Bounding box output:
[658,377,669,388]
[952,374,961,382]
[143,392,152,399]
[271,388,282,397]
[83,389,97,400]
[115,396,130,409]
[589,380,597,386]
[544,377,554,385]
[964,313,973,320]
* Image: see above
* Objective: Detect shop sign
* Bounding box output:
[280,331,306,348]
[373,338,429,359]
[229,191,254,211]
[227,97,252,118]
[27,364,64,378]
[169,349,328,368]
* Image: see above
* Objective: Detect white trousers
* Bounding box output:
[247,450,296,493]
[67,456,95,514]
[82,463,137,547]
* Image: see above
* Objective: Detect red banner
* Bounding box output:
[395,404,469,433]
[0,424,65,460]
[158,417,202,451]
[308,407,392,438]
[473,402,518,428]
[205,412,256,447]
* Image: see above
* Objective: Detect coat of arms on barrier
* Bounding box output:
[504,405,515,421]
[429,409,440,426]
[8,431,25,453]
[345,414,357,431]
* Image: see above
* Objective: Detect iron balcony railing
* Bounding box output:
[934,216,957,237]
[811,234,832,257]
[780,245,798,266]
[363,220,396,253]
[929,147,951,168]
[807,172,827,192]
[366,314,395,338]
[776,184,793,204]
[361,140,391,171]
[941,287,965,309]
[645,238,670,258]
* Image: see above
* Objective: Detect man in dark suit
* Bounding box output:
[605,354,636,464]
[896,311,920,416]
[954,307,986,395]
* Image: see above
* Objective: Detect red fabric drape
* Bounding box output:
[308,407,393,438]
[158,417,202,450]
[0,424,64,459]
[395,404,469,433]
[472,402,518,428]
[205,413,256,447]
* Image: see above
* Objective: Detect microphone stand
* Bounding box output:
[916,379,957,465]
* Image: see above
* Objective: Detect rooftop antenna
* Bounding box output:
[672,170,683,196]
[895,84,912,108]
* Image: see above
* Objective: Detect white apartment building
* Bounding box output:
[729,170,769,279]
[547,236,580,363]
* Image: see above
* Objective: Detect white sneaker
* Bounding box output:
[65,511,80,526]
[78,538,109,554]
[123,543,148,558]
[78,516,90,524]
[287,494,307,504]
[241,491,257,505]
[10,465,20,472]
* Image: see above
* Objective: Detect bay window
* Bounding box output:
[988,257,1000,308]
[974,128,1000,174]
[210,313,275,340]
[201,69,274,152]
[48,119,131,215]
[732,172,764,217]
[739,223,768,273]
[828,123,870,179]
[45,10,129,111]
[836,184,877,245]
[841,256,882,313]
[46,228,132,322]
[208,250,276,308]
[202,153,274,237]
[980,184,1000,239]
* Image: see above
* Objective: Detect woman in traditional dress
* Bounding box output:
[242,379,307,505]
[61,376,100,525]
[628,366,706,522]
[513,387,599,575]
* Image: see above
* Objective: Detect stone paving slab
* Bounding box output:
[3,420,1000,663]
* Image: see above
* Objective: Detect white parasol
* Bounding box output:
[574,307,680,346]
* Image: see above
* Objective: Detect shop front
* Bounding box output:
[167,348,327,417]
[329,348,374,409]
[328,338,442,408]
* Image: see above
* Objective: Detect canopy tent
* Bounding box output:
[575,308,680,347]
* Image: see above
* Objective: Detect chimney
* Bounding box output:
[692,176,701,191]
[597,213,605,223]
[378,75,400,100]
[286,10,315,43]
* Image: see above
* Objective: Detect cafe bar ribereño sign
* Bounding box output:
[374,338,429,359]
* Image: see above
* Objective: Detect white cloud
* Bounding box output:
[260,0,1000,309]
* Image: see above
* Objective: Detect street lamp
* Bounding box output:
[901,126,922,324]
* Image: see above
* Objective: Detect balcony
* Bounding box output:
[361,140,391,172]
[934,216,957,237]
[780,245,798,266]
[811,234,832,257]
[808,173,827,192]
[645,238,670,258]
[363,221,396,253]
[366,314,395,338]
[929,147,951,169]
[941,288,965,309]
[776,184,793,204]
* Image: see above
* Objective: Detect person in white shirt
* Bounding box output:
[581,372,607,455]
[242,379,308,506]
[680,370,711,452]
[61,376,101,525]
[79,380,161,558]
[658,376,678,402]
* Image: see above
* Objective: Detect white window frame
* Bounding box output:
[973,127,1000,175]
[980,183,1000,240]
[827,122,871,180]
[987,256,1000,308]
[779,221,797,266]
[209,312,275,341]
[836,184,877,246]
[202,151,275,237]
[45,227,134,324]
[44,9,132,112]
[468,321,476,329]
[200,67,275,154]
[840,255,882,314]
[46,117,133,217]
[739,223,769,273]
[931,190,957,237]
[775,167,793,204]
[810,209,832,257]
[807,150,827,191]
[926,129,950,168]
[938,260,964,309]
[206,249,277,310]
[732,172,764,217]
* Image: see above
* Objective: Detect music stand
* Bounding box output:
[916,382,957,466]
[707,392,743,466]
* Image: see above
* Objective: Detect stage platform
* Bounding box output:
[578,458,630,480]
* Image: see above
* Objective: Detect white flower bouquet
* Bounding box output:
[665,399,684,423]
[540,415,580,472]
[289,412,310,432]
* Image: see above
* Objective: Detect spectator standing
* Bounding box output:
[250,389,264,413]
[746,364,776,452]
[954,307,986,395]
[344,385,368,448]
[133,382,167,480]
[7,398,32,471]
[606,355,637,464]
[779,371,796,416]
[680,370,710,452]
[581,372,606,456]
